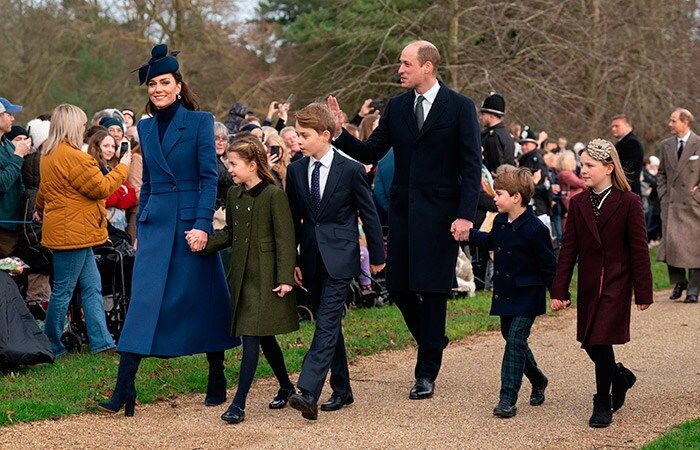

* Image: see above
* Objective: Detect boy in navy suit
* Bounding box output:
[285,103,385,420]
[467,166,557,418]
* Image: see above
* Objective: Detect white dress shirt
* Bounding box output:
[308,147,335,200]
[414,80,440,120]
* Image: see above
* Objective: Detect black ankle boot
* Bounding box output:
[98,352,141,416]
[612,363,636,412]
[205,351,227,406]
[589,394,613,428]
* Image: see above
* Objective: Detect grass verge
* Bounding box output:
[641,418,700,450]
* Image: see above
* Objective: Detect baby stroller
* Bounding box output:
[60,245,133,353]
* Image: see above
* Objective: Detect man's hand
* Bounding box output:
[551,299,571,311]
[278,102,290,122]
[13,138,31,158]
[359,98,375,117]
[450,218,473,242]
[327,96,345,139]
[294,266,303,286]
[266,101,278,120]
[273,283,294,298]
[370,263,386,275]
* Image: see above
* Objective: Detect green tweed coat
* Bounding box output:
[204,180,298,337]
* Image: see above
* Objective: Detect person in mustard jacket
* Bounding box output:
[35,103,132,358]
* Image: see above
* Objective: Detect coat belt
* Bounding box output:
[148,179,200,194]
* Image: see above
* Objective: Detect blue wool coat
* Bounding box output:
[117,105,239,356]
[469,209,557,316]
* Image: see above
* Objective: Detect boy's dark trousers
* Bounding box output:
[297,252,352,400]
[499,315,546,405]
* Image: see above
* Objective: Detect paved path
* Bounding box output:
[2,291,698,449]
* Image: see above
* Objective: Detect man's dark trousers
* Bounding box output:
[392,292,448,381]
[297,252,352,399]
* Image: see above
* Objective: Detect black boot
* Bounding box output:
[98,352,141,416]
[611,363,636,412]
[205,351,227,406]
[589,394,613,428]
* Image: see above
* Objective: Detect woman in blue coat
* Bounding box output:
[99,44,239,416]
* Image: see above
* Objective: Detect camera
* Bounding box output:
[370,99,385,110]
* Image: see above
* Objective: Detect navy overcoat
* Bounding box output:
[334,83,482,294]
[117,104,239,356]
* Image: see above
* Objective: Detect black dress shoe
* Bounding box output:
[530,376,548,406]
[493,400,517,418]
[669,281,687,300]
[320,392,354,411]
[684,294,698,303]
[269,386,295,409]
[221,404,245,424]
[612,363,636,412]
[289,391,318,420]
[409,378,435,400]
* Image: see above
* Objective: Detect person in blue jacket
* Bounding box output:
[99,44,239,416]
[467,166,557,419]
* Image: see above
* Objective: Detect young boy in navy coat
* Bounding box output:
[285,103,385,420]
[467,166,557,418]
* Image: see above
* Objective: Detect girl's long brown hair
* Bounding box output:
[87,130,117,169]
[228,136,276,186]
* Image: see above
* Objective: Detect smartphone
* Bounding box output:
[120,141,130,155]
[285,94,295,105]
[370,99,385,110]
[269,145,281,158]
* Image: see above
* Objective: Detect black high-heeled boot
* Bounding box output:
[204,351,227,406]
[98,352,141,417]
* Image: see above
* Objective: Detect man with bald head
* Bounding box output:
[657,108,700,303]
[327,40,481,400]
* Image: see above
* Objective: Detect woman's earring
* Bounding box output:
[177,93,182,100]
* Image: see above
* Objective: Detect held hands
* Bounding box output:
[184,229,208,252]
[451,218,473,242]
[551,299,571,311]
[272,284,293,298]
[326,96,344,140]
[370,263,386,275]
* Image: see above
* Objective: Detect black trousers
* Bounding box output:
[392,291,448,381]
[297,254,352,400]
[584,345,616,396]
[668,265,700,296]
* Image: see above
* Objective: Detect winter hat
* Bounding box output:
[26,118,51,150]
[480,92,506,116]
[5,125,29,141]
[99,117,124,131]
[136,44,180,85]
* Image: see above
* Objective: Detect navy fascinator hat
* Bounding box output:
[135,44,180,85]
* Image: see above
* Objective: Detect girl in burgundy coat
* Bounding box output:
[551,139,653,428]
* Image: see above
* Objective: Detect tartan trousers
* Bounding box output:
[499,315,546,405]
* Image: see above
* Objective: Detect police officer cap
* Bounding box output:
[480,92,506,116]
[519,126,538,145]
[136,44,181,85]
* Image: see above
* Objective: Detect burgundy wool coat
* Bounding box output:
[551,188,653,346]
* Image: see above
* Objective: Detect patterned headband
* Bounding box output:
[583,138,614,162]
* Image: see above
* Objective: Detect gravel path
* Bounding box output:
[2,291,698,449]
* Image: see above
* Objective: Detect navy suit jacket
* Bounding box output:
[334,82,481,293]
[469,209,556,316]
[286,149,384,281]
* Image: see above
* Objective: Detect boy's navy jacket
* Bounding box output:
[469,208,556,316]
[285,149,384,280]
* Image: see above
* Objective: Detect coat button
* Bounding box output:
[495,270,500,275]
[501,225,505,229]
[235,205,239,210]
[245,238,249,243]
[234,221,238,226]
[497,247,501,252]
[233,237,237,242]
[494,294,499,299]
[316,223,320,227]
[246,223,250,227]
[247,206,251,211]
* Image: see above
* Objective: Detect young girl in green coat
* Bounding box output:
[199,136,298,424]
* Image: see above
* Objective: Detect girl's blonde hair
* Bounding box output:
[558,150,577,172]
[42,104,88,154]
[579,139,631,192]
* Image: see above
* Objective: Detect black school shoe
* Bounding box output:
[530,376,548,406]
[589,394,612,428]
[611,363,636,412]
[221,404,245,424]
[493,400,517,418]
[669,281,687,300]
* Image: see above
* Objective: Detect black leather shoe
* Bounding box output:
[669,281,687,300]
[289,391,318,420]
[221,404,245,424]
[269,386,295,409]
[530,376,548,406]
[409,378,435,400]
[493,400,517,418]
[612,363,636,412]
[320,392,354,411]
[684,294,698,303]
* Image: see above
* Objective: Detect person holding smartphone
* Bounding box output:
[263,133,289,190]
